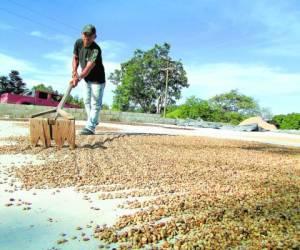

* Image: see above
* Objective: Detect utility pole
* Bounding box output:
[161,60,174,118]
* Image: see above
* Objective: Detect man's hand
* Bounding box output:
[70,77,79,88]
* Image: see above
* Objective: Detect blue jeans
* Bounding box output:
[83,81,105,132]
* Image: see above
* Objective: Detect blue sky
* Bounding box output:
[0,0,299,115]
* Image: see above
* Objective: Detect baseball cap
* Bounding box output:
[82,24,96,36]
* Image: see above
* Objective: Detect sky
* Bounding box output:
[0,0,299,115]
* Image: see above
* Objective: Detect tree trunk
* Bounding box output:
[156,95,163,114]
[156,97,161,114]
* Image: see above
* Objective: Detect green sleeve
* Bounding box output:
[89,49,99,62]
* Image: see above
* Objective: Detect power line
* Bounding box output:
[0,7,78,37]
[3,2,269,57]
[9,0,80,33]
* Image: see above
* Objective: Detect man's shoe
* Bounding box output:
[79,128,95,135]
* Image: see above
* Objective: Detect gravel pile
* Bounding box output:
[1,134,300,249]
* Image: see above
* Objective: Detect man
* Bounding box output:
[71,24,105,135]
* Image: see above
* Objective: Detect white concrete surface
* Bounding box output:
[0,122,145,250]
[0,120,299,250]
[0,121,28,138]
[87,121,300,148]
[1,120,300,148]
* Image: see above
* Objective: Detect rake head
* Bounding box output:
[29,118,75,149]
[29,84,76,149]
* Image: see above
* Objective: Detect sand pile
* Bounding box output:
[239,116,277,131]
[1,134,300,249]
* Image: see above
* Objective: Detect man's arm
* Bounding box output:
[71,61,95,87]
[78,61,95,80]
[72,54,79,78]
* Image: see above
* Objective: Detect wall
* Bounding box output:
[0,103,177,124]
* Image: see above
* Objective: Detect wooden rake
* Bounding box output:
[29,84,76,149]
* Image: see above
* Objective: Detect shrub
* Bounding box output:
[221,112,245,125]
[272,113,300,130]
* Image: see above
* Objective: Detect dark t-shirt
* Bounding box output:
[73,39,105,83]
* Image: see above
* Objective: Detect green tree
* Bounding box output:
[109,43,189,113]
[32,83,55,93]
[8,70,27,94]
[66,95,84,108]
[0,70,27,94]
[0,76,10,94]
[209,89,260,116]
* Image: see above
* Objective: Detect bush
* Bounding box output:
[166,97,216,120]
[272,113,300,130]
[222,112,246,125]
[166,109,184,119]
[101,103,110,110]
[166,96,248,124]
[165,91,270,125]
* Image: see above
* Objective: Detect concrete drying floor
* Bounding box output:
[0,120,299,249]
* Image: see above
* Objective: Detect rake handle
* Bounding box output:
[57,84,73,111]
[54,84,73,119]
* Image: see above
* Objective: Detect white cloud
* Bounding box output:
[100,40,127,60]
[30,31,44,38]
[101,40,126,50]
[29,30,72,44]
[0,51,71,91]
[0,53,38,74]
[182,62,300,114]
[101,61,120,105]
[0,23,14,31]
[254,41,300,57]
[185,63,300,94]
[44,48,71,62]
